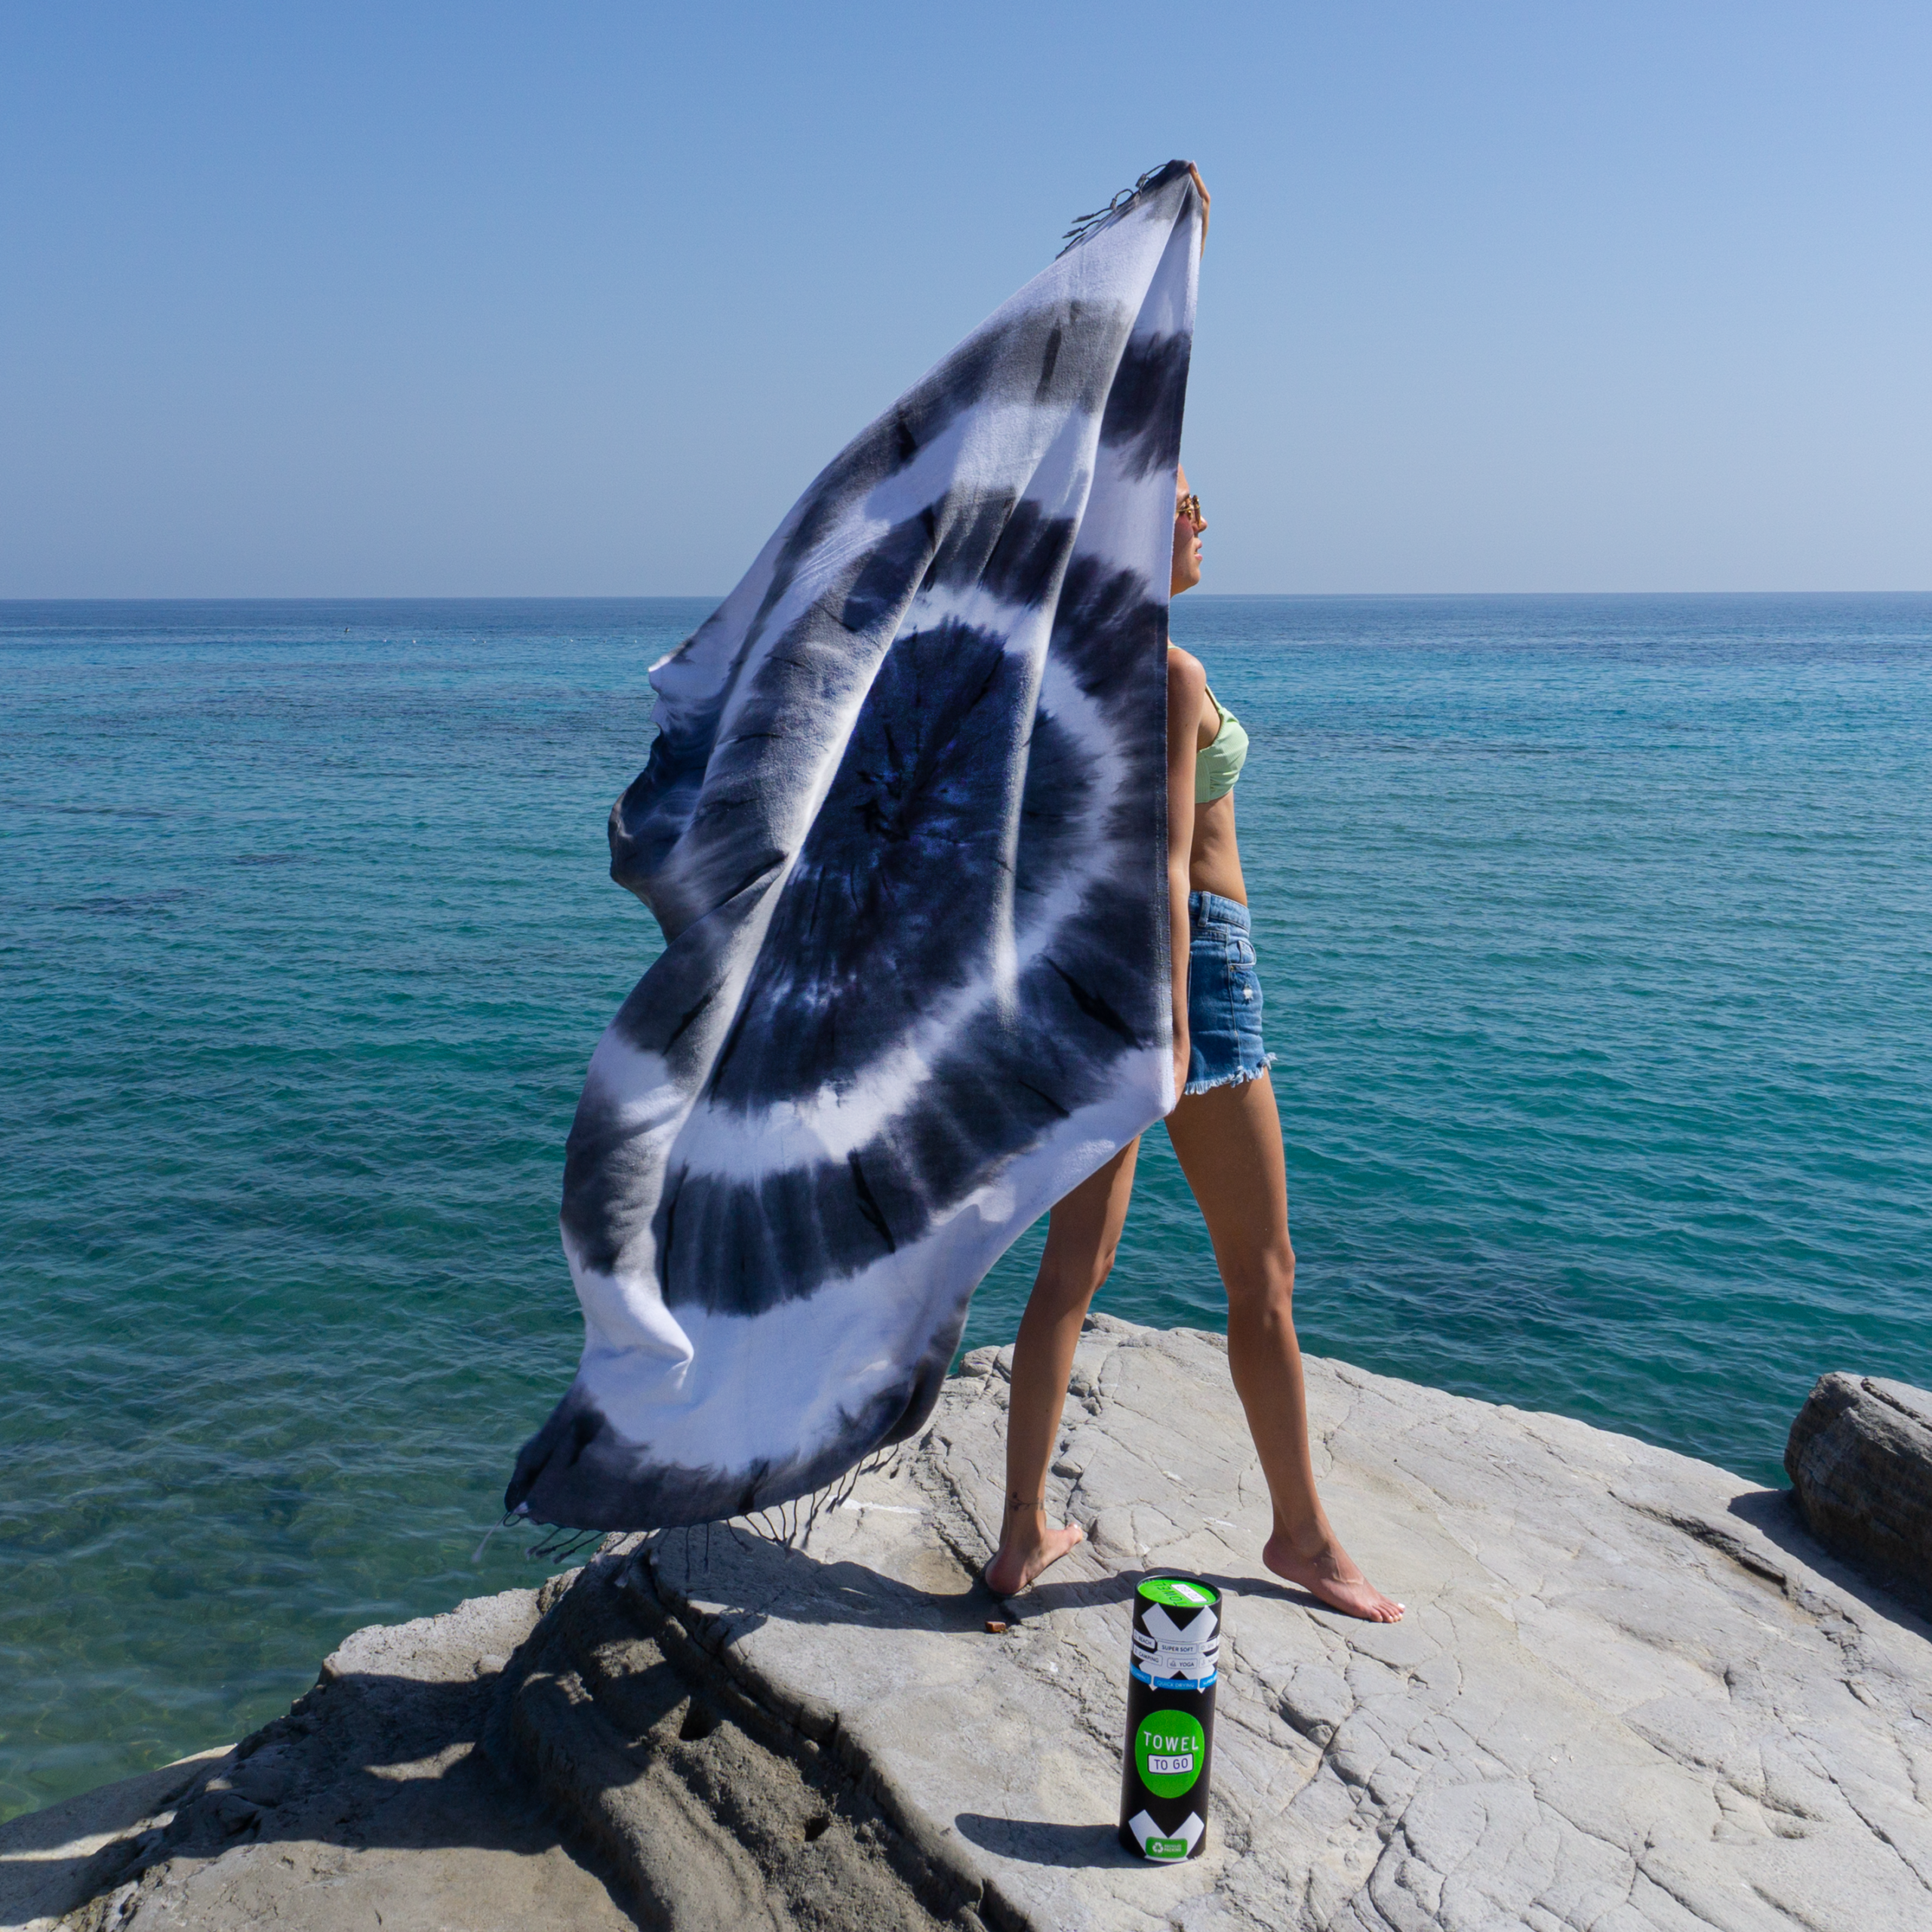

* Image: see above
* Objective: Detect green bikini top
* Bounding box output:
[1195,689,1248,804]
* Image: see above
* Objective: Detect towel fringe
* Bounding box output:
[1059,164,1170,257]
[507,1440,915,1577]
[524,1523,605,1564]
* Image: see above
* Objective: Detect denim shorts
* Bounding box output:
[1184,891,1273,1096]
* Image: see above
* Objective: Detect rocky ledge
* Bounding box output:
[8,1316,1932,1931]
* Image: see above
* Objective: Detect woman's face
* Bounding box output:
[1171,466,1206,595]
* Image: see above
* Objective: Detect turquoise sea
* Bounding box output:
[4,594,1928,1819]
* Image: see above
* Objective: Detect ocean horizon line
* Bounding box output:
[5,587,1932,610]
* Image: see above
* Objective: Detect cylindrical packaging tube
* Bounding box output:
[1118,1574,1221,1861]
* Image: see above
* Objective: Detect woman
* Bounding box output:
[983,466,1404,1623]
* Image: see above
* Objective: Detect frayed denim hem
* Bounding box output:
[1181,1050,1275,1098]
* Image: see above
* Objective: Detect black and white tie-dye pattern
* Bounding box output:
[508,162,1203,1531]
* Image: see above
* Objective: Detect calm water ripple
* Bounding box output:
[2,593,1927,1817]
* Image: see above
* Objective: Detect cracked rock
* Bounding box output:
[13,1319,1932,1932]
[642,1315,1932,1931]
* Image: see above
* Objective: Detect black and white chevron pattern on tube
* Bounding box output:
[506,162,1204,1531]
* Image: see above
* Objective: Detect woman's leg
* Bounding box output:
[1164,1074,1404,1622]
[985,1139,1140,1595]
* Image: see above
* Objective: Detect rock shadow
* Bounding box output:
[952,1812,1136,1869]
[1724,1487,1932,1635]
[2,1660,645,1930]
[1011,1564,1356,1623]
[651,1518,1364,1638]
[651,1532,1343,1641]
[649,1537,1001,1637]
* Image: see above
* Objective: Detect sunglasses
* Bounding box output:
[1176,492,1204,527]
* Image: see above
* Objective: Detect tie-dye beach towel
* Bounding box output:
[509,162,1204,1531]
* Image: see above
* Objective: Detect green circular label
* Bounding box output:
[1137,1576,1219,1611]
[1135,1710,1206,1799]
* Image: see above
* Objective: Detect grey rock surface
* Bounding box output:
[23,1321,1932,1931]
[620,1316,1932,1931]
[22,1560,971,1931]
[1785,1371,1932,1604]
[497,1541,968,1930]
[0,1749,231,1932]
[6,1582,642,1932]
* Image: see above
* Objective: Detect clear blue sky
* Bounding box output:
[4,2,1928,595]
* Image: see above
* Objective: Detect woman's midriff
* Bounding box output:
[1189,792,1247,903]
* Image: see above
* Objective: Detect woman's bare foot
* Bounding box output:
[1263,1530,1404,1623]
[984,1519,1085,1598]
